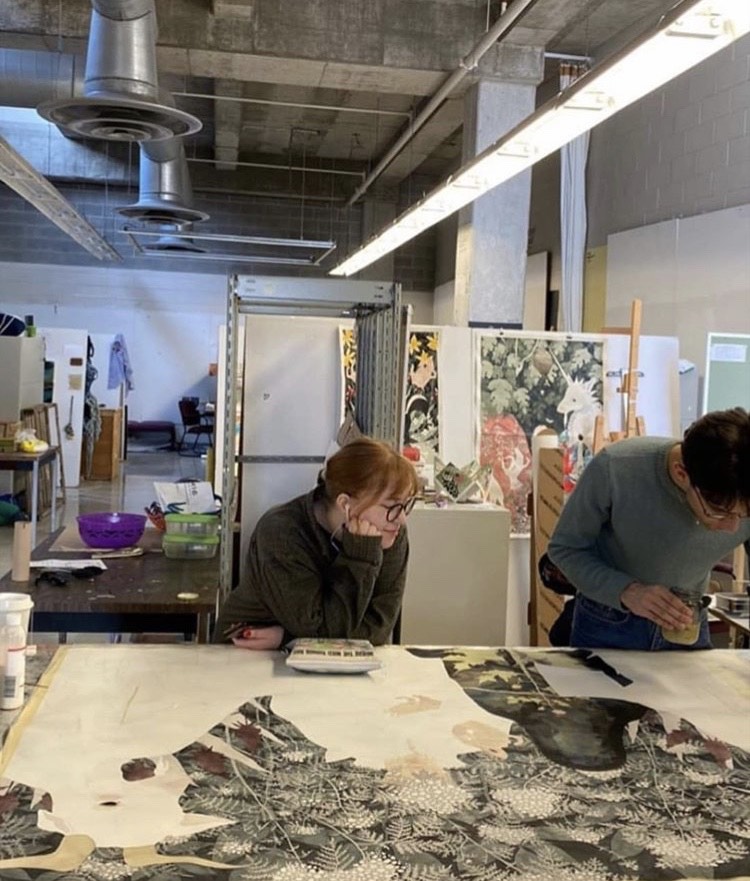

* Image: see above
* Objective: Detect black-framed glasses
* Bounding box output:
[380,496,417,522]
[691,485,744,522]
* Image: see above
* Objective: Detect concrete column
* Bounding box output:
[452,79,536,326]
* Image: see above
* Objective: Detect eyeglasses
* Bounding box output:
[691,485,745,522]
[380,496,417,522]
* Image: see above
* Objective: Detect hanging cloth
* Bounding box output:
[108,333,134,394]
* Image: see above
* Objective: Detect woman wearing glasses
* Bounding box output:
[547,407,750,650]
[213,437,418,650]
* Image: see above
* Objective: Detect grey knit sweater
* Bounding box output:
[213,489,408,644]
[548,436,750,609]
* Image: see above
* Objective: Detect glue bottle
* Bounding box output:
[0,612,26,710]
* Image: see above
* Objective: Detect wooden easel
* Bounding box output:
[592,299,647,453]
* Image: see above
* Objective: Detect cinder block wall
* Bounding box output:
[588,32,750,246]
[0,180,437,292]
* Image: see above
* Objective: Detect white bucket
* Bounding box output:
[0,592,34,639]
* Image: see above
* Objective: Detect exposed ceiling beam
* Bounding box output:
[0,134,120,260]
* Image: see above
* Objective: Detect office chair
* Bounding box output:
[177,398,213,454]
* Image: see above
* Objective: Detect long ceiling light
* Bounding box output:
[330,0,750,277]
[121,227,336,266]
[0,135,120,261]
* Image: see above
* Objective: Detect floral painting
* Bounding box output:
[479,333,604,533]
[403,330,440,461]
[3,648,749,880]
[339,326,357,421]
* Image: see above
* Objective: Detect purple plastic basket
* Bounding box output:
[77,512,147,549]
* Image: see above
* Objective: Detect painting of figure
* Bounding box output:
[403,330,440,461]
[478,332,604,533]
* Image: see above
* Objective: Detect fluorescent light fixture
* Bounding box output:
[0,136,120,262]
[120,227,336,266]
[331,0,750,277]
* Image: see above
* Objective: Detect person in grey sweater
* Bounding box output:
[213,437,418,649]
[548,408,750,650]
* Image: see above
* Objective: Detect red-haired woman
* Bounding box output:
[213,437,418,650]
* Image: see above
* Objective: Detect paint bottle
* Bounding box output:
[0,612,26,710]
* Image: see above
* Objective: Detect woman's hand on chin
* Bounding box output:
[345,515,382,538]
[232,624,284,650]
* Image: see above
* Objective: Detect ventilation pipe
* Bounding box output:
[118,138,208,224]
[38,0,201,142]
[143,224,206,253]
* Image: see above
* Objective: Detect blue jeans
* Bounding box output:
[571,594,712,651]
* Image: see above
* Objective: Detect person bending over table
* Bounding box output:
[548,407,750,651]
[213,437,418,650]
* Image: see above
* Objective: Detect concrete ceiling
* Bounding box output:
[0,0,680,204]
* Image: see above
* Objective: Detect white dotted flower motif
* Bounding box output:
[491,786,561,818]
[683,768,723,785]
[650,830,723,868]
[215,837,256,857]
[284,749,314,763]
[272,855,400,880]
[478,823,531,845]
[78,856,134,881]
[387,776,471,813]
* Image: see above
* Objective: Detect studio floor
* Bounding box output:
[0,446,207,643]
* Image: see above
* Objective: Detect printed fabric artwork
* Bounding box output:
[3,647,749,880]
[338,326,357,421]
[403,330,440,461]
[478,332,604,533]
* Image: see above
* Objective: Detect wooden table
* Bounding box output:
[1,643,748,879]
[0,528,218,642]
[710,601,750,648]
[0,446,59,545]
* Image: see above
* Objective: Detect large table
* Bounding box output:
[0,643,748,880]
[0,446,59,545]
[0,527,218,642]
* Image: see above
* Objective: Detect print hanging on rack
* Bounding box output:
[403,329,440,460]
[478,331,604,533]
[338,325,357,422]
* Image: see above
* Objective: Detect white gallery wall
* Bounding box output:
[605,203,750,387]
[0,262,431,425]
[0,262,432,424]
[0,262,224,424]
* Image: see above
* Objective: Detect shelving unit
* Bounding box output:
[218,274,406,597]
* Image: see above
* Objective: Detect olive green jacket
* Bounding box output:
[213,489,408,645]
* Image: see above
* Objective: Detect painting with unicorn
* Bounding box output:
[477,331,604,533]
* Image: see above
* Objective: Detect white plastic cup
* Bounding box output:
[0,592,34,640]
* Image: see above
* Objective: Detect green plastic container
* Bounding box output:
[162,533,219,559]
[164,513,220,537]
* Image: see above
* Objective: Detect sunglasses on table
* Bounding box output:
[691,485,747,521]
[378,496,417,522]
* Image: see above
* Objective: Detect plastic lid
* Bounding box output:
[164,513,219,523]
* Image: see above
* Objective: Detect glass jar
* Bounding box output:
[661,588,701,645]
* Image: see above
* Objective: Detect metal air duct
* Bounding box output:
[38,0,201,142]
[143,224,206,253]
[118,137,208,224]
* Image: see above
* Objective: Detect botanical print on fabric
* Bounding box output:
[339,326,357,421]
[478,333,604,533]
[403,331,440,461]
[2,649,749,880]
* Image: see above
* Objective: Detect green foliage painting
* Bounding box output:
[478,333,604,533]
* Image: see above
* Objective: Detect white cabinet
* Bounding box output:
[401,503,511,646]
[0,336,44,421]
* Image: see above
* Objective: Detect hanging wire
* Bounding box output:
[299,140,306,239]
